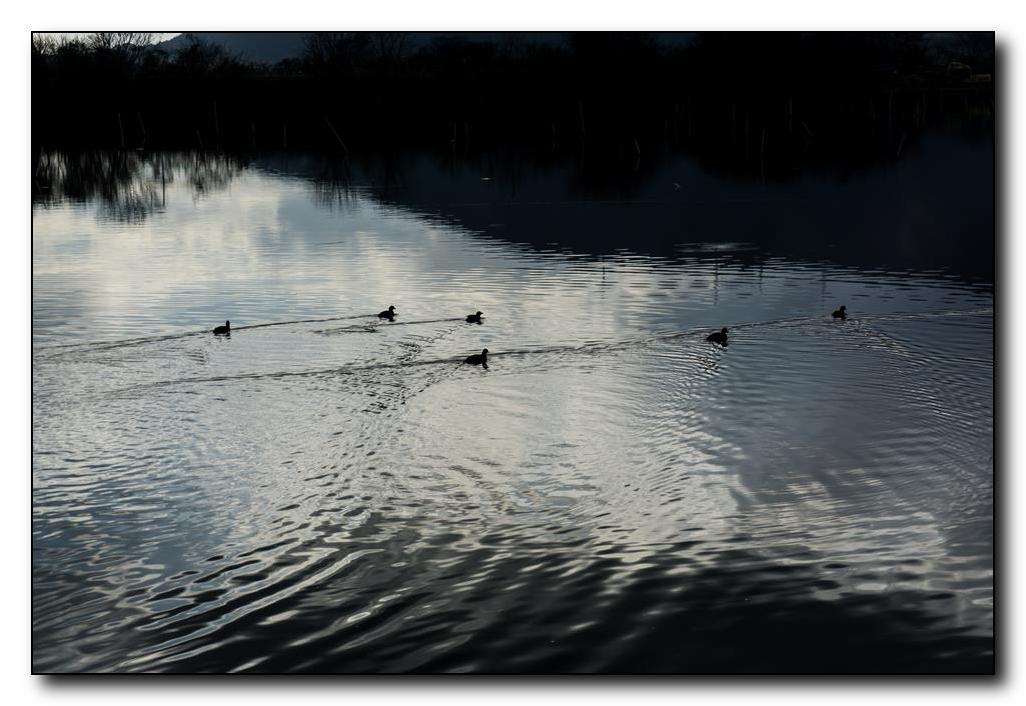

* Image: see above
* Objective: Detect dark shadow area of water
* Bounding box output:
[107,545,991,674]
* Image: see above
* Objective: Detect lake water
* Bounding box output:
[32,132,994,672]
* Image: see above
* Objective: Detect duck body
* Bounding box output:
[832,305,847,319]
[213,320,231,335]
[466,311,483,324]
[378,305,397,320]
[464,348,489,366]
[706,327,728,345]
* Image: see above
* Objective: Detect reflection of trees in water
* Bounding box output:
[32,150,371,221]
[32,151,244,223]
[183,152,241,204]
[32,149,370,220]
[244,153,361,213]
[309,158,357,213]
[33,151,163,223]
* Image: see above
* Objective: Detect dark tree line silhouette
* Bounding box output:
[33,32,993,177]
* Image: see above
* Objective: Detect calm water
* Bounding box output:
[32,134,994,672]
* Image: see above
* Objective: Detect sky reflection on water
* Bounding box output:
[32,137,993,672]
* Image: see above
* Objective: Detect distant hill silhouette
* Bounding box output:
[155,33,311,64]
[153,32,699,65]
[149,31,990,67]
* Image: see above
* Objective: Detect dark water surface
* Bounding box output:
[32,133,993,672]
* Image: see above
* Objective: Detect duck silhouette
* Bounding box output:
[212,320,230,335]
[464,348,489,367]
[378,305,397,320]
[832,305,847,319]
[466,311,484,324]
[706,327,728,345]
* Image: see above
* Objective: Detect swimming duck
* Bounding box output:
[466,311,484,324]
[706,327,728,345]
[212,320,231,335]
[378,305,397,320]
[832,305,847,319]
[464,348,489,366]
